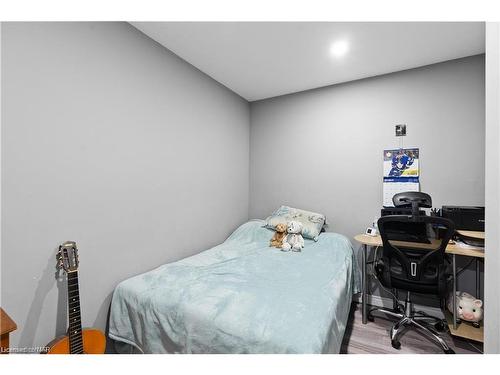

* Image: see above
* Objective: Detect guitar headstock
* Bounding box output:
[57,241,79,273]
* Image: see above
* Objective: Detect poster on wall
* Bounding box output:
[383,148,420,207]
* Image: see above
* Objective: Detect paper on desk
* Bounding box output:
[453,240,485,250]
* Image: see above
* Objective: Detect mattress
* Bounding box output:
[108,219,360,353]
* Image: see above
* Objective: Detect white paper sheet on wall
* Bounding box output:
[383,148,420,207]
[383,178,420,207]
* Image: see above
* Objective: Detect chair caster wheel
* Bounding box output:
[435,321,446,332]
[391,340,401,350]
[444,348,455,354]
[368,315,375,322]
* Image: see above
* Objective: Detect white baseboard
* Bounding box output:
[353,293,444,318]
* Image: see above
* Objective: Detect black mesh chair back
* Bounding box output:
[376,214,455,296]
[392,191,432,215]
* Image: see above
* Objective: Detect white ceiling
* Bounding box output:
[131,22,485,101]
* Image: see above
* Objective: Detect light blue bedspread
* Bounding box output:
[108,220,360,353]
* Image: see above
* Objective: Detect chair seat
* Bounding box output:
[390,277,442,295]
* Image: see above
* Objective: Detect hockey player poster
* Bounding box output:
[383,148,420,207]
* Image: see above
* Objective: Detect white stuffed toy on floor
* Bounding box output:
[282,221,305,252]
[446,291,483,328]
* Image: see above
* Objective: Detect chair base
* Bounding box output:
[368,294,455,354]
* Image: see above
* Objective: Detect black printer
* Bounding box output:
[441,206,485,231]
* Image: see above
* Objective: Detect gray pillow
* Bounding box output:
[264,206,327,241]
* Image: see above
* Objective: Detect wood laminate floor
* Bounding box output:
[340,304,483,354]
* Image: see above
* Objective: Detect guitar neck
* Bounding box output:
[67,271,84,354]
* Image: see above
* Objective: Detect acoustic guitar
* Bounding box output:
[46,241,106,354]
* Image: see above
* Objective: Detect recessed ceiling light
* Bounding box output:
[330,40,349,58]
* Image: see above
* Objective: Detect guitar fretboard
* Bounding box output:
[67,271,84,354]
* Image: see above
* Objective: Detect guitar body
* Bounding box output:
[47,328,106,354]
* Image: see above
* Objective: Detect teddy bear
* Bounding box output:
[269,223,287,248]
[282,221,305,252]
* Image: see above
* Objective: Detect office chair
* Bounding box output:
[369,192,456,353]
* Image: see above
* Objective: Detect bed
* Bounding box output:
[108,219,360,353]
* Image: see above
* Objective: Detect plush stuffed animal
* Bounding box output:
[447,291,483,327]
[282,221,305,252]
[270,223,287,248]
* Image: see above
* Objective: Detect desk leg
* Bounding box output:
[453,254,457,330]
[476,258,480,299]
[362,244,367,324]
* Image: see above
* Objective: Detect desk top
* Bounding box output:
[354,234,484,258]
[457,230,485,240]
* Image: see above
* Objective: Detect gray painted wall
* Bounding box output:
[250,55,485,300]
[1,22,250,350]
[485,22,500,354]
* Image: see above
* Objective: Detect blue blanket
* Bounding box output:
[108,220,360,353]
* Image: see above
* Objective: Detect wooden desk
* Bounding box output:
[0,308,17,354]
[353,234,484,258]
[354,233,484,342]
